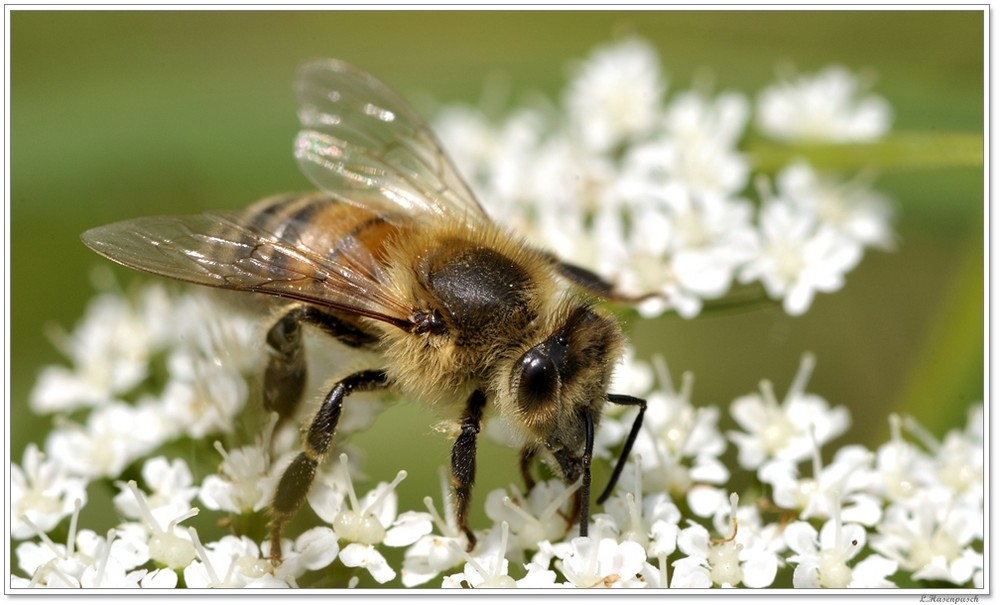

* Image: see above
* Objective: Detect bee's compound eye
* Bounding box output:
[518,348,556,404]
[516,336,568,411]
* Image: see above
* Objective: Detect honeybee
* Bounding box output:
[81,59,648,562]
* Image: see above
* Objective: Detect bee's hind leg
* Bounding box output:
[263,306,381,425]
[268,369,388,564]
[263,308,309,423]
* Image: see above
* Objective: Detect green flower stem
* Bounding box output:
[747,132,983,173]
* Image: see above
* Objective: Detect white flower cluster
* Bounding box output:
[434,37,895,317]
[11,277,390,588]
[10,282,983,590]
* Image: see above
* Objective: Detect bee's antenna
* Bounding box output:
[596,394,647,505]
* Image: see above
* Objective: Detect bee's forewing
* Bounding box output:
[80,208,416,328]
[294,58,489,228]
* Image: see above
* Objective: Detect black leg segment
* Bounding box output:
[596,393,647,505]
[262,306,381,423]
[263,309,308,421]
[450,389,486,550]
[268,368,388,562]
[518,446,537,492]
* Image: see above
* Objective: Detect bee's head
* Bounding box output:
[510,304,622,458]
[505,302,646,534]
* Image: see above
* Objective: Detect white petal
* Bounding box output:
[676,524,710,558]
[305,479,345,524]
[141,568,178,588]
[791,558,820,588]
[783,521,818,556]
[384,511,434,547]
[293,527,340,571]
[686,486,728,518]
[670,558,712,588]
[611,540,649,579]
[689,456,730,484]
[244,574,291,588]
[340,543,396,584]
[848,554,898,588]
[741,550,778,588]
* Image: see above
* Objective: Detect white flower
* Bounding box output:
[776,162,895,249]
[756,65,892,142]
[306,454,433,584]
[141,568,179,588]
[595,483,681,561]
[759,445,881,526]
[11,444,89,540]
[14,502,88,587]
[483,479,580,552]
[666,88,749,148]
[441,522,557,588]
[401,469,470,587]
[165,288,263,375]
[158,351,250,440]
[265,526,340,584]
[870,492,982,586]
[14,499,157,589]
[564,37,666,153]
[431,40,893,323]
[551,531,648,588]
[29,287,154,413]
[661,90,751,198]
[16,537,86,588]
[625,357,728,504]
[44,402,168,479]
[867,414,937,503]
[740,198,863,315]
[868,410,984,519]
[77,530,150,589]
[185,534,288,588]
[785,517,896,588]
[439,106,552,223]
[926,409,984,513]
[728,353,851,469]
[113,457,199,524]
[199,439,275,515]
[69,522,151,579]
[671,495,778,588]
[115,480,199,570]
[605,177,757,317]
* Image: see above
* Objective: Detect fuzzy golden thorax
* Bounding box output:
[375,221,625,456]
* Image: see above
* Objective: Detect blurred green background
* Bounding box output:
[10,9,984,536]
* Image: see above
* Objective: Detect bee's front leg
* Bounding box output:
[450,390,486,551]
[552,412,595,539]
[519,447,537,492]
[268,369,388,564]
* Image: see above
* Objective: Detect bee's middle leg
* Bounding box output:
[268,368,388,563]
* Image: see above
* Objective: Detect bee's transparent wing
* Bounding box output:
[294,59,489,227]
[81,210,417,329]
